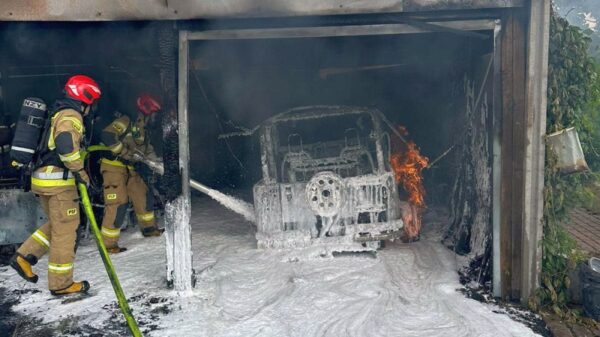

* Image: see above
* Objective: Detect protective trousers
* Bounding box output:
[17,188,80,291]
[100,163,155,248]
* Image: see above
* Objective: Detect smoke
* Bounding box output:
[187,27,490,192]
[1,19,497,208]
[0,21,163,124]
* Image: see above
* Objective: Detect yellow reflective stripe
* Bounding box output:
[48,262,73,274]
[48,115,58,150]
[61,117,84,134]
[87,145,110,152]
[32,230,50,249]
[101,158,133,170]
[101,158,126,167]
[101,227,121,238]
[109,142,123,154]
[137,212,155,222]
[31,177,76,187]
[59,150,81,163]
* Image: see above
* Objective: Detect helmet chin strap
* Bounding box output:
[83,108,95,147]
[82,104,90,116]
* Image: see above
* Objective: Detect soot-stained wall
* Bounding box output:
[187,30,494,206]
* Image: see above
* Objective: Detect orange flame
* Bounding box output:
[390,127,429,240]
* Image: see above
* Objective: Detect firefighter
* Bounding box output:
[99,93,163,253]
[10,75,101,296]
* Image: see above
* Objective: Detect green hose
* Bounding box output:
[80,145,110,162]
[77,183,143,337]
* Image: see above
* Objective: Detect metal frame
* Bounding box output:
[172,30,194,292]
[186,20,497,41]
[492,20,503,297]
[179,30,190,203]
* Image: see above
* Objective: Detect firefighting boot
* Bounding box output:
[107,246,128,254]
[50,281,90,296]
[142,227,164,237]
[9,254,39,283]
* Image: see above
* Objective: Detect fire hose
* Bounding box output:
[77,183,143,337]
[80,145,142,335]
[132,153,211,193]
[131,152,256,222]
[82,146,254,221]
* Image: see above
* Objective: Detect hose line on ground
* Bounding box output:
[77,183,143,337]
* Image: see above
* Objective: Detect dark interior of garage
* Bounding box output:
[187,29,495,208]
[0,20,496,224]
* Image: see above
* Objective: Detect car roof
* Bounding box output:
[267,105,379,125]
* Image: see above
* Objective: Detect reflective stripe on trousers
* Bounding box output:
[101,226,121,238]
[136,212,154,222]
[31,229,50,249]
[48,262,73,274]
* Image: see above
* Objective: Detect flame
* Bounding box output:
[390,127,429,240]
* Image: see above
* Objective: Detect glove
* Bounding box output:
[130,148,145,162]
[146,151,161,163]
[74,170,101,195]
[74,170,90,186]
[116,145,133,162]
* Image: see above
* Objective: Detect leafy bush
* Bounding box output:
[533,10,599,316]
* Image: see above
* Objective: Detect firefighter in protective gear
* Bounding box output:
[100,94,163,254]
[10,74,101,296]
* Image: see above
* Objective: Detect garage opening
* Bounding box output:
[0,18,501,289]
[181,20,499,267]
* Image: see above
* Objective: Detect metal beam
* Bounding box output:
[187,20,497,40]
[0,0,524,21]
[170,29,194,292]
[491,20,503,298]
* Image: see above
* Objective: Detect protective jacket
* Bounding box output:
[99,115,159,248]
[31,98,87,194]
[101,115,158,166]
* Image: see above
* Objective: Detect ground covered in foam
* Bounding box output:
[0,196,542,337]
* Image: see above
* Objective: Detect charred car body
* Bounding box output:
[252,106,403,252]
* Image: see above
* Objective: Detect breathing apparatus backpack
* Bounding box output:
[9,97,49,191]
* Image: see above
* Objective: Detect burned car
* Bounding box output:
[252,106,404,252]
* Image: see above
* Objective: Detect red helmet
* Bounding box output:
[64,75,101,105]
[137,94,161,115]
